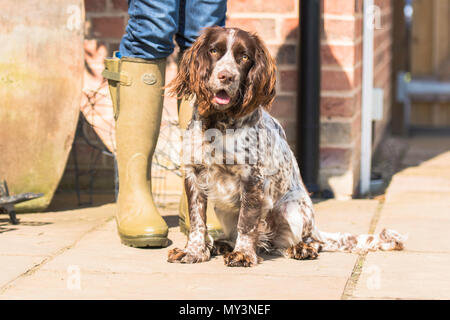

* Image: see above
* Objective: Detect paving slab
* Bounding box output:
[352,136,450,300]
[386,174,450,196]
[27,221,356,278]
[0,255,45,288]
[0,205,113,292]
[2,135,448,300]
[0,200,378,299]
[352,252,450,300]
[375,192,450,253]
[1,268,351,300]
[0,205,114,256]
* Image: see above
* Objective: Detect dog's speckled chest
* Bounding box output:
[186,107,301,212]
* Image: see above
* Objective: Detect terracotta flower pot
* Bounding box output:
[0,1,85,211]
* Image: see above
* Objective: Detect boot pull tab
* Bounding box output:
[103,52,126,120]
[102,52,132,86]
[102,69,132,86]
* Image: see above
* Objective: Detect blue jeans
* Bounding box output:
[120,0,227,59]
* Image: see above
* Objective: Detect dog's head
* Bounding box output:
[169,26,276,118]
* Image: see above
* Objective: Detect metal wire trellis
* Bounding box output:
[73,79,182,207]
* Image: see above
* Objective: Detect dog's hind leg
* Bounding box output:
[271,197,321,260]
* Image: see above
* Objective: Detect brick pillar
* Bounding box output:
[227,0,299,146]
[319,0,364,199]
[226,0,368,199]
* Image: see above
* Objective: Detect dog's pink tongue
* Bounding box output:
[214,91,231,105]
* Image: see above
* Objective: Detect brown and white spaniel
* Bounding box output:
[167,26,405,267]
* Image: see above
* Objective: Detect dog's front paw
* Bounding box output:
[223,251,258,267]
[167,247,186,262]
[167,247,210,264]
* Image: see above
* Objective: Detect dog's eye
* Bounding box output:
[210,48,218,55]
[241,54,249,62]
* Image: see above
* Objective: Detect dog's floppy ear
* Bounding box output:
[168,27,217,116]
[237,33,277,118]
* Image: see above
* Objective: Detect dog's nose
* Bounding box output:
[218,70,235,84]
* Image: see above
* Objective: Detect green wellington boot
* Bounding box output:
[178,97,224,240]
[103,55,169,247]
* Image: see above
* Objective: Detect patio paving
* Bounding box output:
[0,135,449,300]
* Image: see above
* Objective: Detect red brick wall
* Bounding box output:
[62,0,394,199]
[319,0,364,198]
[226,0,299,145]
[84,0,300,146]
[85,0,128,52]
[320,0,393,198]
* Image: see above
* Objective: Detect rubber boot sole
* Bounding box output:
[119,234,169,248]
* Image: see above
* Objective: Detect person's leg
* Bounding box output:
[120,0,180,59]
[176,0,227,51]
[176,0,227,239]
[103,0,179,247]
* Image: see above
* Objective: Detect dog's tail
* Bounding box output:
[312,228,407,254]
